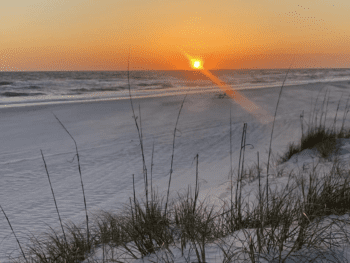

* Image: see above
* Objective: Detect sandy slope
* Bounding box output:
[1,80,350,262]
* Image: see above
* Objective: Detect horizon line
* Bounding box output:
[1,66,350,73]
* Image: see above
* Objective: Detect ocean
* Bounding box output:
[1,68,350,108]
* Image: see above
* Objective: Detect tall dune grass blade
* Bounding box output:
[164,94,187,218]
[51,112,90,253]
[0,205,28,263]
[266,62,293,213]
[40,149,68,252]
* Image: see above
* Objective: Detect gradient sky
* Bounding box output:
[1,0,350,71]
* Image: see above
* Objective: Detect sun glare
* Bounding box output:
[179,48,273,124]
[191,59,203,69]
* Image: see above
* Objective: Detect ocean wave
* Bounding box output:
[178,82,212,87]
[251,79,267,83]
[138,83,154,87]
[137,82,173,89]
[27,85,43,90]
[137,82,164,87]
[162,83,173,88]
[1,92,45,97]
[70,86,127,94]
[0,81,12,86]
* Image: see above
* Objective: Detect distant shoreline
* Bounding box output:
[0,79,349,112]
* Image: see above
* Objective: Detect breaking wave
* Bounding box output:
[1,92,45,97]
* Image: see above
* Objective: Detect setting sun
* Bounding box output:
[190,58,203,69]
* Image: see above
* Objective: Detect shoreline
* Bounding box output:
[0,79,349,113]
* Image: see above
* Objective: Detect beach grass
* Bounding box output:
[278,91,350,164]
[3,79,350,262]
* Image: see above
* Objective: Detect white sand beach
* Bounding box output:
[2,80,350,262]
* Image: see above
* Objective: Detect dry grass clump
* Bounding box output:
[113,187,174,260]
[279,91,350,163]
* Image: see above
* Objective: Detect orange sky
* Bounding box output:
[1,0,350,71]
